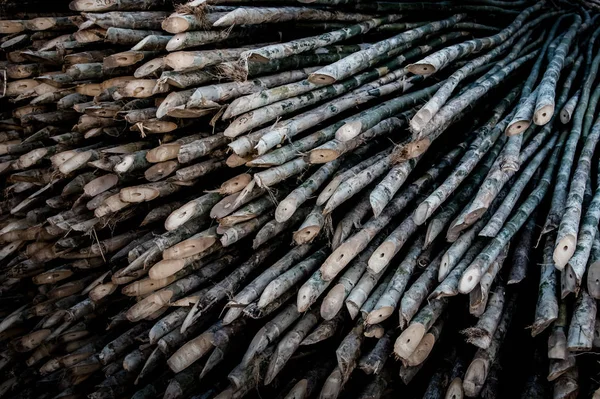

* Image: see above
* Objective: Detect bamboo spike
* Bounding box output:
[462,293,516,397]
[224,244,312,324]
[394,298,448,360]
[399,251,443,328]
[365,235,424,325]
[469,245,509,317]
[264,308,319,384]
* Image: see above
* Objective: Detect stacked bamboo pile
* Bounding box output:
[0,0,600,398]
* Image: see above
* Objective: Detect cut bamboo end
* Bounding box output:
[438,257,451,282]
[104,52,144,69]
[88,282,116,302]
[413,202,430,226]
[409,109,431,134]
[166,34,186,52]
[163,237,216,260]
[122,276,174,297]
[394,323,426,360]
[275,199,297,223]
[407,62,437,75]
[309,149,339,164]
[587,261,600,299]
[553,234,577,270]
[404,332,434,367]
[320,284,345,321]
[285,379,308,399]
[119,187,160,203]
[0,20,24,34]
[247,53,270,64]
[147,144,181,163]
[32,269,73,285]
[167,333,214,373]
[164,52,195,71]
[114,155,135,174]
[293,226,320,245]
[297,285,315,313]
[505,120,530,136]
[366,306,393,325]
[462,358,487,397]
[308,73,336,85]
[368,242,395,274]
[16,329,52,352]
[149,259,185,280]
[533,104,554,126]
[335,121,362,142]
[458,267,481,294]
[84,174,118,197]
[162,16,190,34]
[165,202,196,231]
[445,377,464,399]
[219,174,252,195]
[135,57,165,78]
[145,161,178,182]
[126,291,172,322]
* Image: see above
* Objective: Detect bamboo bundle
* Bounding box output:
[0,1,600,398]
